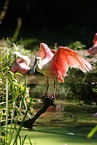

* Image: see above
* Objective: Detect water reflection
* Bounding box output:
[25,73,68,100]
[16,72,69,100]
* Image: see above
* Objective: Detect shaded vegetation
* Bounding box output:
[0,40,35,144]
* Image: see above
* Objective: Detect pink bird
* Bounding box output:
[88,33,97,57]
[11,51,30,74]
[31,43,92,99]
[93,33,97,45]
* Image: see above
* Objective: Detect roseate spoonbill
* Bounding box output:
[93,33,97,44]
[30,43,92,99]
[88,33,97,57]
[11,51,30,74]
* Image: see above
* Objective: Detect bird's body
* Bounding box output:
[88,44,97,57]
[88,33,97,57]
[36,57,53,77]
[32,43,92,99]
[11,51,30,74]
[36,43,92,82]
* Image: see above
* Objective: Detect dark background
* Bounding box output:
[0,0,97,30]
[0,0,97,46]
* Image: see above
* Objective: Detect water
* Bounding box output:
[20,73,67,117]
[25,73,69,100]
[16,73,82,122]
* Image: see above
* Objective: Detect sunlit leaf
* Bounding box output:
[87,125,97,138]
[21,135,27,145]
[4,67,10,74]
[27,135,33,145]
[0,135,6,140]
[6,54,8,59]
[15,72,23,77]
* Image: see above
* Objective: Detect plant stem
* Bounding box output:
[6,77,8,142]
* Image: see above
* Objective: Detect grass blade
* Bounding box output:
[21,135,27,145]
[6,77,8,142]
[27,135,33,145]
[87,125,97,138]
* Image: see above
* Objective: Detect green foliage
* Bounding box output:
[63,66,97,104]
[21,38,40,50]
[0,38,33,68]
[0,75,33,144]
[68,41,86,50]
[0,39,34,144]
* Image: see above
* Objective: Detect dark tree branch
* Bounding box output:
[1,95,56,130]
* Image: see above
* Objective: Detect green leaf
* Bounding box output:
[21,135,27,145]
[87,125,97,138]
[15,72,23,77]
[27,135,33,145]
[0,135,6,140]
[4,67,10,74]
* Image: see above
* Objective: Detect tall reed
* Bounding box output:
[6,77,8,143]
[1,77,33,145]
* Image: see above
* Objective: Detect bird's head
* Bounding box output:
[29,57,42,74]
[35,57,42,64]
[40,43,48,49]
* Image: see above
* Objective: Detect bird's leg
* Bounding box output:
[45,77,49,97]
[53,79,56,100]
[15,55,17,64]
[42,77,49,100]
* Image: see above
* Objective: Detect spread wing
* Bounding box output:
[50,46,92,78]
[40,43,54,60]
